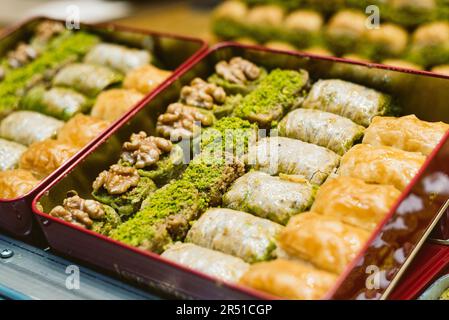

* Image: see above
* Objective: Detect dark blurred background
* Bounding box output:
[0,0,220,41]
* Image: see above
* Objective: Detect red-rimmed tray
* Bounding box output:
[0,17,207,238]
[33,43,449,299]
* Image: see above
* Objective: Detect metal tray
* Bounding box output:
[33,43,449,300]
[0,17,207,238]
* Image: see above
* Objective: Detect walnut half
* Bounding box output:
[120,131,173,169]
[180,78,226,110]
[49,193,105,229]
[35,21,65,42]
[7,42,38,69]
[215,57,261,85]
[157,103,214,140]
[92,164,140,195]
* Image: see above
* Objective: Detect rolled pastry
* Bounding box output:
[57,114,110,149]
[247,137,340,185]
[279,212,370,274]
[232,69,310,127]
[84,43,151,74]
[338,144,426,190]
[53,63,122,97]
[0,111,63,146]
[240,259,337,300]
[92,172,157,219]
[19,139,78,178]
[20,85,92,121]
[409,22,449,67]
[161,242,249,283]
[123,64,172,94]
[278,108,365,155]
[363,115,449,156]
[362,23,409,59]
[0,169,39,199]
[303,79,396,127]
[0,138,27,171]
[223,171,316,225]
[186,208,283,263]
[208,57,266,95]
[91,89,144,122]
[325,10,366,55]
[312,176,401,231]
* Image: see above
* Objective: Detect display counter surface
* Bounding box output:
[0,234,159,300]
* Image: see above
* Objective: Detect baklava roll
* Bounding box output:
[363,115,449,156]
[245,5,286,43]
[208,57,266,95]
[247,137,340,185]
[92,164,157,218]
[111,180,205,253]
[0,138,27,171]
[161,243,250,283]
[20,85,92,121]
[278,109,365,155]
[84,43,152,74]
[264,41,298,51]
[118,132,184,187]
[49,192,121,236]
[384,0,437,26]
[156,103,216,141]
[123,64,172,94]
[338,144,426,190]
[240,259,337,300]
[181,152,245,207]
[312,177,401,231]
[304,0,345,12]
[431,64,449,76]
[278,212,370,274]
[186,208,283,263]
[325,10,366,55]
[57,114,110,149]
[409,21,449,67]
[91,89,144,123]
[303,79,397,127]
[362,23,409,60]
[0,169,38,199]
[381,59,423,70]
[0,111,64,146]
[211,0,249,40]
[233,69,310,127]
[283,10,323,48]
[301,46,333,56]
[19,139,78,179]
[223,171,316,225]
[53,63,122,97]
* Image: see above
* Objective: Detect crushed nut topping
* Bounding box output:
[120,131,173,169]
[215,57,261,85]
[49,193,105,228]
[7,42,38,68]
[93,164,140,195]
[180,78,226,109]
[157,102,214,140]
[35,21,65,42]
